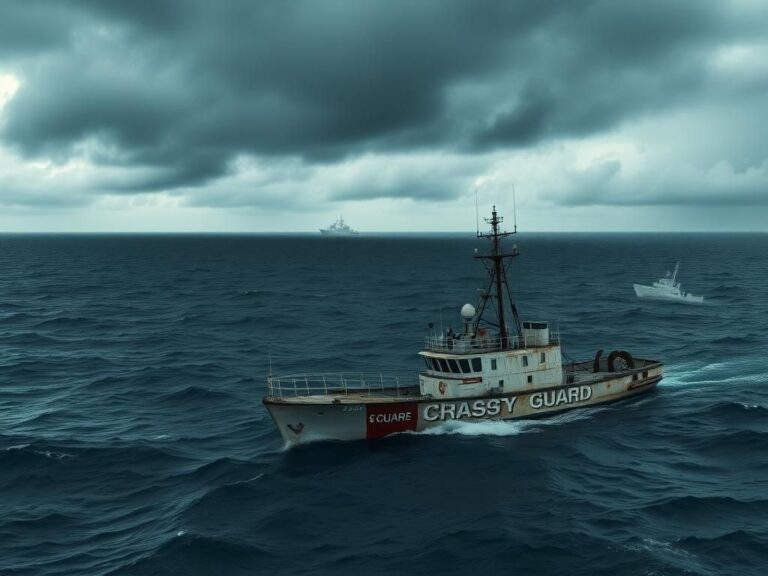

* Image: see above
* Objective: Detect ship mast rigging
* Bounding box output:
[474,205,523,349]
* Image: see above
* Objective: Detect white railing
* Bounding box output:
[424,335,504,353]
[265,372,421,399]
[424,328,560,353]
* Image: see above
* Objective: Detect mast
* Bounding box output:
[475,205,522,350]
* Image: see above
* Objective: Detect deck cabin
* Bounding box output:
[419,320,563,398]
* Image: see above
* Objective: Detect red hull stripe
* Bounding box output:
[366,403,418,438]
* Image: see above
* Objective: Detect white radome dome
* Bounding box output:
[460,303,476,320]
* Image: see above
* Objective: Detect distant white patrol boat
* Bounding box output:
[634,262,703,304]
[320,216,358,236]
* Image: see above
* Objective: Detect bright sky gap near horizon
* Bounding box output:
[1,1,767,232]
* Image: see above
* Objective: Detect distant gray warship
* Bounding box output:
[266,206,663,446]
[320,216,358,236]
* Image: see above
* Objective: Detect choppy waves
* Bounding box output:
[1,234,767,575]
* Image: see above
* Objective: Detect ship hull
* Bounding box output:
[633,284,703,304]
[319,230,359,236]
[264,369,662,447]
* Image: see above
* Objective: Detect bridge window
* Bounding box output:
[527,375,533,383]
[423,357,432,370]
[491,358,497,370]
[438,358,450,373]
[522,356,529,367]
[540,352,546,363]
[459,359,471,373]
[448,359,461,374]
[471,358,482,372]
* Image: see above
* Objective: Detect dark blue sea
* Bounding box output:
[1,232,766,576]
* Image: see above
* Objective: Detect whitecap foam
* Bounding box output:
[34,449,74,460]
[661,360,765,389]
[415,419,534,437]
[623,536,706,572]
[226,473,265,485]
[740,402,763,410]
[412,408,600,437]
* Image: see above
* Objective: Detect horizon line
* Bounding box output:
[0,229,766,235]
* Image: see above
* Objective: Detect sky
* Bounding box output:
[0,0,767,232]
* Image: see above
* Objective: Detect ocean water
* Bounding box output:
[0,232,766,576]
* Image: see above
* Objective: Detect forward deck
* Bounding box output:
[265,372,422,403]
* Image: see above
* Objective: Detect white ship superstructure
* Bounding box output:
[634,263,703,304]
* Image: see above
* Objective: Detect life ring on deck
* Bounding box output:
[438,381,446,395]
[607,350,635,372]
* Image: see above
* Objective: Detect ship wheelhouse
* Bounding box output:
[418,320,564,399]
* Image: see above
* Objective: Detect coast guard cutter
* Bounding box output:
[264,207,663,446]
[634,262,704,304]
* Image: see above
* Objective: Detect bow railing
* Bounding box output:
[266,372,421,399]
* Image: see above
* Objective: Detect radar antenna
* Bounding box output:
[512,184,518,234]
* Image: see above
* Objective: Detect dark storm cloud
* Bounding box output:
[475,83,556,146]
[0,2,76,55]
[471,0,743,149]
[543,155,768,208]
[0,0,766,198]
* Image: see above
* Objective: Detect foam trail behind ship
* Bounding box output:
[661,361,764,388]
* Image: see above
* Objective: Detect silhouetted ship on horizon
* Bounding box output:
[320,216,358,236]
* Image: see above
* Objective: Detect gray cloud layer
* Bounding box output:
[1,0,767,206]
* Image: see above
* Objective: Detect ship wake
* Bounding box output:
[411,408,601,437]
[661,360,764,388]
